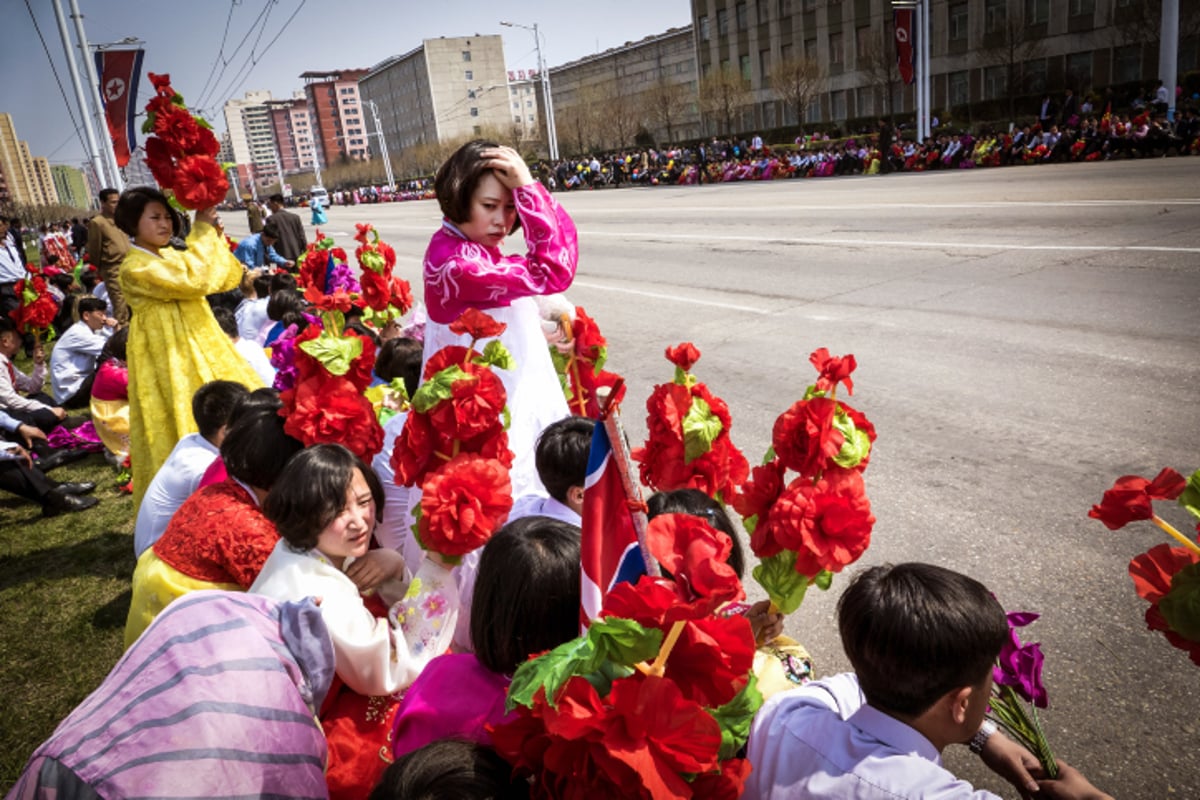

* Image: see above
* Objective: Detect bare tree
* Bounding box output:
[859,26,900,121]
[700,65,752,136]
[592,84,641,150]
[980,5,1044,121]
[1112,0,1200,48]
[770,56,826,127]
[641,78,692,144]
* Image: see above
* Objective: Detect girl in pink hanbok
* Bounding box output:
[421,141,579,497]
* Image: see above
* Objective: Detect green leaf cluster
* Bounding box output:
[298,333,362,376]
[477,340,514,371]
[752,552,831,615]
[709,674,763,759]
[1178,469,1200,521]
[682,396,723,464]
[1160,562,1200,641]
[831,407,872,469]
[411,365,469,414]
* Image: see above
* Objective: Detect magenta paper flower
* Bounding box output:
[994,611,1048,709]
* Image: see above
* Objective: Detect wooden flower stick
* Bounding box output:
[1152,515,1200,556]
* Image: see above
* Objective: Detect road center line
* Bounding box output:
[571,280,771,314]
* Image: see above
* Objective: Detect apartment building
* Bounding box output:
[302,69,370,166]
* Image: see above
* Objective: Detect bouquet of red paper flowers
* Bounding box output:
[297,231,355,295]
[988,610,1058,778]
[734,348,877,614]
[354,223,413,323]
[9,270,58,341]
[491,513,760,799]
[632,343,749,503]
[390,309,515,559]
[1089,466,1200,665]
[550,305,625,418]
[141,72,227,209]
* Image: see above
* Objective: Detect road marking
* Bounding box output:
[583,230,1200,254]
[571,280,771,314]
[577,199,1200,213]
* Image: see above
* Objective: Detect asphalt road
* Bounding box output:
[230,157,1200,798]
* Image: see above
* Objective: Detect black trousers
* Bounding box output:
[5,393,61,433]
[0,457,55,504]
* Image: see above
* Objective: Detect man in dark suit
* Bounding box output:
[1059,88,1079,127]
[1037,95,1056,130]
[262,193,306,266]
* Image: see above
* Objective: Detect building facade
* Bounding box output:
[691,0,1200,132]
[50,164,89,209]
[302,69,370,167]
[0,113,40,206]
[358,35,512,156]
[549,26,702,153]
[31,158,59,206]
[266,94,316,174]
[223,90,282,190]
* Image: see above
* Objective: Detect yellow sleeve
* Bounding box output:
[121,222,244,301]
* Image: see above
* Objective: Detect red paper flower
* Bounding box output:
[423,345,474,380]
[645,513,745,612]
[754,467,874,573]
[427,367,508,441]
[418,453,513,556]
[358,268,390,311]
[1088,468,1187,531]
[144,136,176,187]
[809,347,856,396]
[771,396,843,479]
[283,376,384,461]
[690,758,752,800]
[1129,543,1200,665]
[732,459,786,525]
[389,276,414,314]
[148,72,173,95]
[391,410,438,487]
[153,108,203,156]
[172,155,229,210]
[665,342,701,372]
[303,284,354,313]
[449,308,506,340]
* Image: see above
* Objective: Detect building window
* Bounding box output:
[1066,51,1093,89]
[736,2,748,31]
[526,100,533,107]
[1026,0,1049,24]
[759,49,771,79]
[804,37,816,58]
[470,107,479,117]
[779,0,792,14]
[949,3,969,41]
[758,1,770,24]
[1114,44,1140,82]
[949,70,969,106]
[856,88,873,116]
[984,65,1007,99]
[1024,59,1047,93]
[984,0,1006,33]
[806,97,821,122]
[855,25,870,67]
[1070,0,1095,15]
[717,8,729,34]
[462,50,471,61]
[527,114,534,122]
[740,53,751,81]
[830,90,846,119]
[513,101,519,109]
[465,70,473,80]
[803,0,816,11]
[829,32,844,65]
[699,15,710,40]
[514,116,522,124]
[468,89,476,99]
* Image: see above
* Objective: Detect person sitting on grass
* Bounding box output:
[743,562,1114,800]
[133,380,250,558]
[89,328,130,464]
[0,406,97,517]
[213,306,276,387]
[124,407,302,648]
[49,296,115,410]
[235,268,273,344]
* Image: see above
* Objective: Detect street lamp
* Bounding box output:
[366,100,395,191]
[500,20,559,160]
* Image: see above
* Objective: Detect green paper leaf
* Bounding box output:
[195,116,213,130]
[674,366,689,385]
[298,332,362,376]
[141,113,155,134]
[709,673,763,760]
[762,446,776,465]
[753,551,812,615]
[387,377,410,407]
[506,617,662,712]
[360,249,386,273]
[1160,562,1200,641]
[221,161,236,172]
[813,569,834,591]
[166,194,187,214]
[477,339,514,371]
[411,365,469,414]
[831,407,872,469]
[743,513,759,536]
[1178,469,1200,521]
[682,396,723,464]
[502,404,511,431]
[586,344,608,372]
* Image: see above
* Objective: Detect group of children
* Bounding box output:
[7,139,1119,800]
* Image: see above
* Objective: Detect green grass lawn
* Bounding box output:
[0,355,136,790]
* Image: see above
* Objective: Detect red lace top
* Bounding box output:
[152,478,278,586]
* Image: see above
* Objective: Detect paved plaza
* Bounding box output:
[230,158,1200,798]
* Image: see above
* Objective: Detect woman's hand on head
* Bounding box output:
[344,548,406,593]
[481,146,535,189]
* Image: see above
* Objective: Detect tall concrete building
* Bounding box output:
[549,26,701,152]
[358,35,512,155]
[691,0,1200,132]
[0,113,39,205]
[51,164,89,209]
[302,69,370,167]
[223,90,282,191]
[506,71,544,146]
[265,93,316,174]
[31,158,59,206]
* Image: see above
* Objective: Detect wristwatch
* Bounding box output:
[969,719,998,754]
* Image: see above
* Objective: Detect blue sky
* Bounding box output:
[7,0,690,167]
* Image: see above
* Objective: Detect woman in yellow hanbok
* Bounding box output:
[116,187,263,507]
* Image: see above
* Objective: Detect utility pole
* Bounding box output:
[1160,0,1179,122]
[69,0,124,191]
[51,0,108,192]
[367,100,395,190]
[502,20,559,160]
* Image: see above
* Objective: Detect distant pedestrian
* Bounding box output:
[246,197,264,233]
[86,188,131,324]
[262,193,305,264]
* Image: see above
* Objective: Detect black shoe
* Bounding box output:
[55,481,96,496]
[35,448,90,473]
[42,489,100,517]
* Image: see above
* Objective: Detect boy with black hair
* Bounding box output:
[133,380,250,557]
[50,296,116,408]
[745,562,1113,800]
[508,416,595,527]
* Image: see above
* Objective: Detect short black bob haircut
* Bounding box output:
[647,488,745,579]
[837,562,1008,717]
[433,139,521,233]
[374,337,423,399]
[114,186,182,240]
[264,444,385,551]
[219,407,303,491]
[534,416,594,504]
[368,739,529,800]
[470,515,580,676]
[191,380,250,442]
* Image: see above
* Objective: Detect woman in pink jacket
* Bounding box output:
[422,141,579,498]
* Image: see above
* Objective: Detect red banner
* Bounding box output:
[94,49,145,168]
[894,8,915,86]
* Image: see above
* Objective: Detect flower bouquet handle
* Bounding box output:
[988,611,1057,778]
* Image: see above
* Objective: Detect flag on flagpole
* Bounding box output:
[894,8,916,86]
[95,48,145,168]
[580,419,650,628]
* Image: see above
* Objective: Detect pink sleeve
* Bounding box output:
[424,183,578,323]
